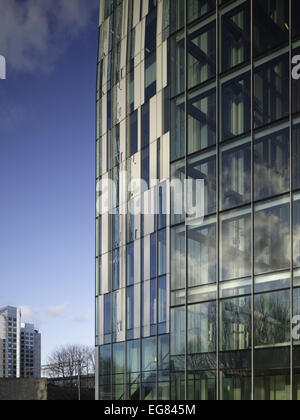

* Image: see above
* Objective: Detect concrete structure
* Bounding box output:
[0,307,21,378]
[20,323,41,378]
[0,307,41,379]
[0,378,47,401]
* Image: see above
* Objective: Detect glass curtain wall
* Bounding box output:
[97,0,300,401]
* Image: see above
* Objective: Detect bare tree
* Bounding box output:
[45,344,95,380]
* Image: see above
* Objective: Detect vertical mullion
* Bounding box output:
[184,0,188,402]
[216,0,220,402]
[289,0,294,401]
[250,0,255,402]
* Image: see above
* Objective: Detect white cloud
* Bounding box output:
[46,304,68,318]
[0,0,99,72]
[72,315,89,323]
[20,305,39,322]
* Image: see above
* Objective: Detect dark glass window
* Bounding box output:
[293,195,300,267]
[187,21,216,89]
[141,102,150,149]
[128,111,138,157]
[292,0,300,39]
[142,146,150,189]
[221,0,250,72]
[220,137,251,210]
[254,197,290,275]
[294,123,300,189]
[188,86,216,155]
[254,54,289,128]
[188,150,216,216]
[221,207,251,281]
[188,218,216,288]
[170,31,185,97]
[254,126,290,201]
[171,95,185,162]
[222,71,251,141]
[292,47,300,114]
[187,0,215,24]
[170,0,184,34]
[253,0,289,56]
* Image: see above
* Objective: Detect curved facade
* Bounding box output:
[96,0,300,400]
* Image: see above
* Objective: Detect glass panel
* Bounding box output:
[254,54,289,128]
[221,0,250,72]
[253,0,289,56]
[222,71,251,141]
[188,301,216,354]
[220,136,251,210]
[187,19,216,89]
[171,307,186,356]
[170,0,185,34]
[254,126,290,201]
[188,373,216,400]
[142,337,157,371]
[292,0,300,39]
[171,160,185,225]
[188,149,216,215]
[187,0,215,24]
[220,296,251,352]
[293,123,300,189]
[127,340,140,374]
[171,225,186,291]
[220,207,251,281]
[171,95,185,162]
[294,194,300,267]
[254,290,290,348]
[220,371,251,401]
[170,31,185,97]
[188,85,216,155]
[188,217,216,288]
[254,197,290,275]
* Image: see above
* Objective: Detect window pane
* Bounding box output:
[171,95,185,162]
[222,71,251,141]
[220,296,251,352]
[254,54,289,128]
[221,0,250,72]
[220,137,251,210]
[170,31,185,97]
[254,197,290,275]
[293,123,300,189]
[187,0,215,24]
[220,207,251,281]
[171,307,186,356]
[187,20,216,89]
[171,225,186,291]
[253,0,289,56]
[188,218,216,288]
[188,301,216,354]
[254,126,290,201]
[294,194,300,268]
[188,86,216,155]
[170,0,185,34]
[188,150,216,216]
[254,290,290,348]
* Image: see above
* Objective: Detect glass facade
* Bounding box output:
[96,0,300,400]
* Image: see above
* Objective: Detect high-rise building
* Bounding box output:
[0,307,41,379]
[0,307,20,378]
[20,323,41,379]
[96,0,300,400]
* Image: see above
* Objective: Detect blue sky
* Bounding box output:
[0,0,99,364]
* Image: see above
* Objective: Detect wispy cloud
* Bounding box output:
[46,304,68,318]
[0,0,99,73]
[20,305,39,322]
[72,315,89,323]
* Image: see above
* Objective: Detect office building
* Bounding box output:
[96,0,300,400]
